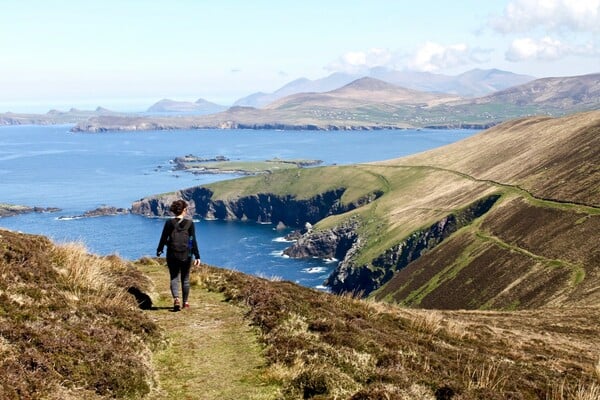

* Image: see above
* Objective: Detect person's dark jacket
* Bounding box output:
[156,218,200,260]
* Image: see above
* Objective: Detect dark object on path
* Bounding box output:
[128,286,153,310]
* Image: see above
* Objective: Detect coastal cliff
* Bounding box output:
[131,187,384,227]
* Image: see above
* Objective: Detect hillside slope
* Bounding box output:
[264,77,459,110]
[2,230,598,399]
[0,229,162,399]
[467,73,600,109]
[132,111,599,310]
[0,229,278,400]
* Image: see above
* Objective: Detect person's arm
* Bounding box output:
[189,222,201,261]
[156,220,171,256]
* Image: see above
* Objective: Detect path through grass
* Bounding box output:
[140,262,279,400]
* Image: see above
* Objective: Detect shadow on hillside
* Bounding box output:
[127,287,153,309]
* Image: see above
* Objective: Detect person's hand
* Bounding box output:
[194,258,201,267]
[156,250,163,257]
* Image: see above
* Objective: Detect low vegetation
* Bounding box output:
[1,228,598,399]
[0,229,162,399]
[197,264,600,399]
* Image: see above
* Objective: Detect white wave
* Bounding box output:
[56,216,83,221]
[272,236,294,243]
[324,257,339,263]
[314,285,330,291]
[270,250,290,258]
[302,266,328,274]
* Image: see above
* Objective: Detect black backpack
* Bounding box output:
[169,218,192,261]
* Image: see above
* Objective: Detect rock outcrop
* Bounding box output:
[0,204,60,217]
[283,219,359,260]
[57,206,130,220]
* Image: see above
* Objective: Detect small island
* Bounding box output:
[171,154,323,175]
[57,206,130,220]
[0,204,61,217]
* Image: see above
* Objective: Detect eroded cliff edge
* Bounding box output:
[131,187,383,227]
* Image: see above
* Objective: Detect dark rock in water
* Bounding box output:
[0,204,61,217]
[83,206,130,217]
[58,206,130,220]
[283,219,359,260]
[32,207,61,213]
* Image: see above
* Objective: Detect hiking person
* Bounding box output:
[156,199,201,311]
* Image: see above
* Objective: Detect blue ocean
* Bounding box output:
[0,125,478,289]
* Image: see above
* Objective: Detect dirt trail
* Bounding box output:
[140,263,279,400]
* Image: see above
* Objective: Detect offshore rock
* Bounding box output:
[0,205,61,217]
[283,219,359,259]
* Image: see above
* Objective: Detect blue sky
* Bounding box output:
[1,0,598,112]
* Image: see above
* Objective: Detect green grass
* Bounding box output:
[139,261,279,400]
[182,159,322,175]
[205,165,385,204]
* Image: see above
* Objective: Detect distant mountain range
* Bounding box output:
[69,73,600,132]
[146,98,227,114]
[234,68,535,108]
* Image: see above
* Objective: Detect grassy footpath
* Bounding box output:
[139,261,280,400]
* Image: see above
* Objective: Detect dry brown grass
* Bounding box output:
[548,381,600,400]
[53,242,131,307]
[0,229,162,399]
[198,263,600,399]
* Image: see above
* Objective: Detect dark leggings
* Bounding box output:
[167,257,191,303]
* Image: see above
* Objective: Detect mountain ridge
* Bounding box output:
[70,73,599,132]
[234,67,535,108]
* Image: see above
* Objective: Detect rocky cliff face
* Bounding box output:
[323,194,501,296]
[283,219,359,260]
[131,187,384,228]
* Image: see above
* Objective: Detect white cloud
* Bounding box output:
[491,0,600,33]
[408,42,491,72]
[326,48,393,74]
[506,36,600,61]
[326,43,490,73]
[506,36,566,60]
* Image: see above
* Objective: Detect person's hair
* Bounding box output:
[169,199,188,216]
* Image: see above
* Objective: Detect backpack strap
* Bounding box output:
[173,218,192,230]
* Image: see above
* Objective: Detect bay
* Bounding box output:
[0,125,478,289]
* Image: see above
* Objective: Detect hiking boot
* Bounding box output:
[183,302,190,310]
[173,298,181,311]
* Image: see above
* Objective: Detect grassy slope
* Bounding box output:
[199,264,600,399]
[0,229,280,400]
[0,229,162,399]
[200,111,599,309]
[3,230,599,399]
